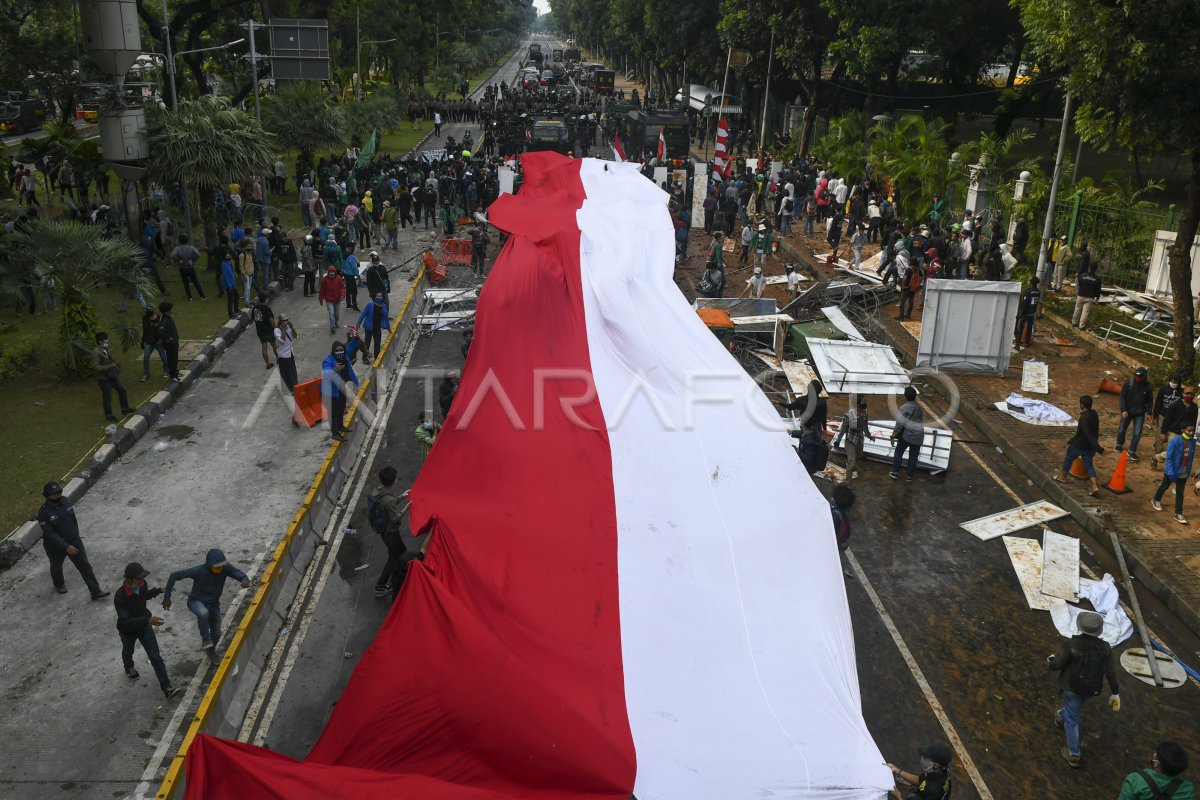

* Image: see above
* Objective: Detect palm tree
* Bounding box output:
[1,221,151,376]
[260,82,346,164]
[145,96,276,248]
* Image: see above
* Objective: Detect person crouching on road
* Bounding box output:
[1152,422,1195,524]
[163,549,250,665]
[115,562,180,699]
[322,340,359,441]
[887,742,953,800]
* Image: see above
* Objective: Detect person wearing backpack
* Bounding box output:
[1047,610,1120,768]
[1117,742,1195,800]
[792,419,828,475]
[366,466,413,598]
[697,263,726,299]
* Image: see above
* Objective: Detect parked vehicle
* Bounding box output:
[0,92,47,135]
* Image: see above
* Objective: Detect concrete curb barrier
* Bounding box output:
[0,280,282,562]
[779,238,1200,640]
[154,267,429,800]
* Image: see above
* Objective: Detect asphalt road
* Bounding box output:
[244,340,1200,798]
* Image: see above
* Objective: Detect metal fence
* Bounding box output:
[154,264,429,800]
[1054,196,1177,291]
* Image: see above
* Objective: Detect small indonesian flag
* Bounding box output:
[612,131,626,162]
[656,128,666,162]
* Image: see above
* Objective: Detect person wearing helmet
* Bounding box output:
[38,481,108,599]
[887,742,953,799]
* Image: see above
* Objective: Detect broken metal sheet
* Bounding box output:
[826,419,952,474]
[1002,535,1056,611]
[820,306,866,341]
[1040,530,1080,602]
[424,288,480,305]
[1120,648,1189,688]
[417,310,475,330]
[750,352,823,397]
[745,275,800,287]
[805,337,910,396]
[960,500,1069,541]
[1021,360,1049,394]
[899,319,922,340]
[731,313,796,326]
[692,297,778,318]
[812,463,847,483]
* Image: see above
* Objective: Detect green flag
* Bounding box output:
[355,128,378,170]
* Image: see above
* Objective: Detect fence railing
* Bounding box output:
[153,264,429,800]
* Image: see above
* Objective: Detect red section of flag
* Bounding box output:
[182,153,637,800]
[656,128,666,162]
[612,131,626,162]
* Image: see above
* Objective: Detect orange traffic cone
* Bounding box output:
[1098,378,1122,395]
[1105,450,1132,494]
[1070,456,1090,479]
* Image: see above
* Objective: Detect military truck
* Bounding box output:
[0,91,47,135]
[620,110,690,162]
[524,115,573,155]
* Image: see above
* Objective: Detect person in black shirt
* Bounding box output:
[114,561,180,699]
[887,742,953,799]
[1014,276,1042,350]
[157,302,181,381]
[1152,373,1185,457]
[251,294,276,368]
[778,380,828,434]
[1116,366,1154,461]
[1054,394,1104,495]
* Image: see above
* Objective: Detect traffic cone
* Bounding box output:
[1070,456,1090,479]
[1098,378,1122,395]
[1104,450,1133,494]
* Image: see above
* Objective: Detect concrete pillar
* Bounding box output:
[1008,170,1032,242]
[691,163,707,228]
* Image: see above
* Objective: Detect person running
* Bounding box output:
[163,549,250,665]
[114,562,181,699]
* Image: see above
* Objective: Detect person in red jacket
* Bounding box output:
[317,264,346,334]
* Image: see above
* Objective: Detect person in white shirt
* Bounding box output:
[274,314,299,395]
[785,263,803,297]
[743,266,768,298]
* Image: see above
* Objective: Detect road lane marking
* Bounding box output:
[846,549,995,800]
[131,551,267,799]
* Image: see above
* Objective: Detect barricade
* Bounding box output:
[155,266,427,799]
[440,237,472,265]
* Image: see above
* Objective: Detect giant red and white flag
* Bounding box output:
[712,116,731,180]
[182,153,892,800]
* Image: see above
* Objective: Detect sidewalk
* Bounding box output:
[0,216,434,799]
[773,231,1200,640]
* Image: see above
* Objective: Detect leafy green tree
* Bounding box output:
[1016,0,1200,377]
[344,94,398,146]
[260,82,347,163]
[1,221,150,376]
[145,95,275,248]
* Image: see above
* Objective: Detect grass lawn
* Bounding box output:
[0,277,234,536]
[0,49,517,538]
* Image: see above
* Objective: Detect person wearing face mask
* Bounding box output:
[37,481,108,599]
[1152,423,1196,524]
[1116,366,1154,462]
[1160,387,1200,466]
[322,341,359,441]
[114,562,180,698]
[163,549,250,664]
[91,331,135,422]
[414,411,441,463]
[886,742,953,799]
[1152,373,1185,457]
[356,292,391,361]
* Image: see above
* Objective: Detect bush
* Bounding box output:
[0,335,38,383]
